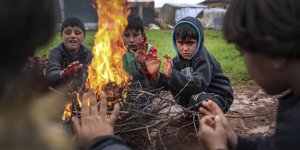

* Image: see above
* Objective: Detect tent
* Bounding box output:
[160,3,207,25]
[127,0,155,26]
[55,0,155,30]
[197,8,226,29]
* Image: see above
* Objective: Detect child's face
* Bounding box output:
[176,37,197,59]
[242,50,288,95]
[61,26,84,52]
[123,29,144,51]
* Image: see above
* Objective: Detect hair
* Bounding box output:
[0,0,55,75]
[126,14,144,33]
[223,0,300,58]
[173,23,198,41]
[60,17,86,35]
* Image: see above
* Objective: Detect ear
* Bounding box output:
[271,57,287,70]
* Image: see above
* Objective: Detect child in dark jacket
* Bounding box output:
[46,17,93,91]
[198,0,300,150]
[146,17,233,113]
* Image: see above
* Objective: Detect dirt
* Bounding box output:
[157,83,278,150]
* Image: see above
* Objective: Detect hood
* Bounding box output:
[172,17,204,60]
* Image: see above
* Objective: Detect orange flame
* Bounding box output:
[62,0,131,122]
[85,0,131,94]
[62,103,72,121]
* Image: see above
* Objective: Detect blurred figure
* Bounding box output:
[198,0,300,150]
[0,0,128,149]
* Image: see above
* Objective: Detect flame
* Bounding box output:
[62,0,131,122]
[85,0,131,94]
[62,103,72,121]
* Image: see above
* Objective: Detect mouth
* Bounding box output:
[68,39,78,44]
[127,45,138,52]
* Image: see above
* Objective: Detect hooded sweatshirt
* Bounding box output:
[46,43,93,90]
[156,17,233,111]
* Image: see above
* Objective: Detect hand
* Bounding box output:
[198,115,228,150]
[200,100,237,150]
[61,61,83,78]
[72,91,120,147]
[145,56,161,81]
[163,54,173,78]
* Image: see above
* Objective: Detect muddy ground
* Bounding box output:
[158,82,278,150]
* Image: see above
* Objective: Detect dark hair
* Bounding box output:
[174,23,198,41]
[0,0,55,75]
[126,14,144,33]
[223,0,300,58]
[60,17,86,34]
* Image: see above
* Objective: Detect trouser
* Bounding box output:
[184,92,232,117]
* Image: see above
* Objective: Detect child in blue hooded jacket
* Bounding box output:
[146,17,233,113]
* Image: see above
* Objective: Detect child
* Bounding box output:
[198,0,300,150]
[46,17,93,91]
[146,17,233,113]
[122,15,157,88]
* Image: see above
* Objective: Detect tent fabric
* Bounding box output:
[161,3,207,25]
[198,8,226,29]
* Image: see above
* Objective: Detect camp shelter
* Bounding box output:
[55,0,154,30]
[160,3,207,25]
[197,8,226,29]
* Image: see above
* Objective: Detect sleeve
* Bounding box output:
[168,58,213,96]
[88,135,131,150]
[45,49,63,83]
[236,136,258,150]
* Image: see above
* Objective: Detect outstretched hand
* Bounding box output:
[72,90,120,147]
[163,54,173,78]
[199,100,237,150]
[198,115,228,150]
[61,61,83,78]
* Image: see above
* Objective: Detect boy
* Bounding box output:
[123,15,157,88]
[46,17,93,91]
[146,17,233,113]
[198,0,300,150]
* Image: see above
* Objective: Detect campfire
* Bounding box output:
[60,0,204,149]
[62,0,131,122]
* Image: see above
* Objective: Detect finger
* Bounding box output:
[75,64,84,72]
[199,107,212,116]
[214,115,224,131]
[108,103,120,124]
[207,100,224,114]
[203,115,215,127]
[72,116,81,134]
[89,90,98,116]
[81,92,90,118]
[100,92,108,117]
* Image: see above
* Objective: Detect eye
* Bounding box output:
[123,32,130,37]
[75,30,82,35]
[64,30,71,35]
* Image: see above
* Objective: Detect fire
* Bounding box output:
[62,0,131,121]
[86,0,131,93]
[62,103,72,121]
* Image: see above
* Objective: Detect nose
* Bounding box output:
[129,35,134,43]
[183,44,189,51]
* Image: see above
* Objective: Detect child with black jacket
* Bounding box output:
[146,17,233,113]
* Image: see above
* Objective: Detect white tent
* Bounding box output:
[160,3,207,25]
[197,8,226,29]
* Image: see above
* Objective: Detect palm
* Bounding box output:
[146,59,160,75]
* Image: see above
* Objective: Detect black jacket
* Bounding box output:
[237,92,300,150]
[46,43,93,90]
[156,17,233,111]
[88,135,130,150]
